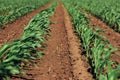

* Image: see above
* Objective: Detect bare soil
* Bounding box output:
[87,14,120,63]
[0,2,51,48]
[10,2,93,80]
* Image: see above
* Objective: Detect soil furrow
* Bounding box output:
[30,2,73,80]
[87,14,120,63]
[0,2,51,48]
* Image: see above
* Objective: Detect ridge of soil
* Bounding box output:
[63,5,93,80]
[87,14,120,63]
[0,2,51,48]
[11,2,93,80]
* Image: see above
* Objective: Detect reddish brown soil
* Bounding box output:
[11,2,93,80]
[87,14,120,63]
[0,2,51,48]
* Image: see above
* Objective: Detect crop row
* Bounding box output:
[68,0,120,33]
[0,0,48,15]
[62,0,120,80]
[0,0,50,28]
[0,1,57,79]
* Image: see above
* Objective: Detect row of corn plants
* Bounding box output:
[0,0,48,15]
[62,0,120,80]
[68,0,120,33]
[0,0,50,14]
[0,0,50,28]
[0,1,57,79]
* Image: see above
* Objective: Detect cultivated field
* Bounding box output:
[0,0,120,80]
